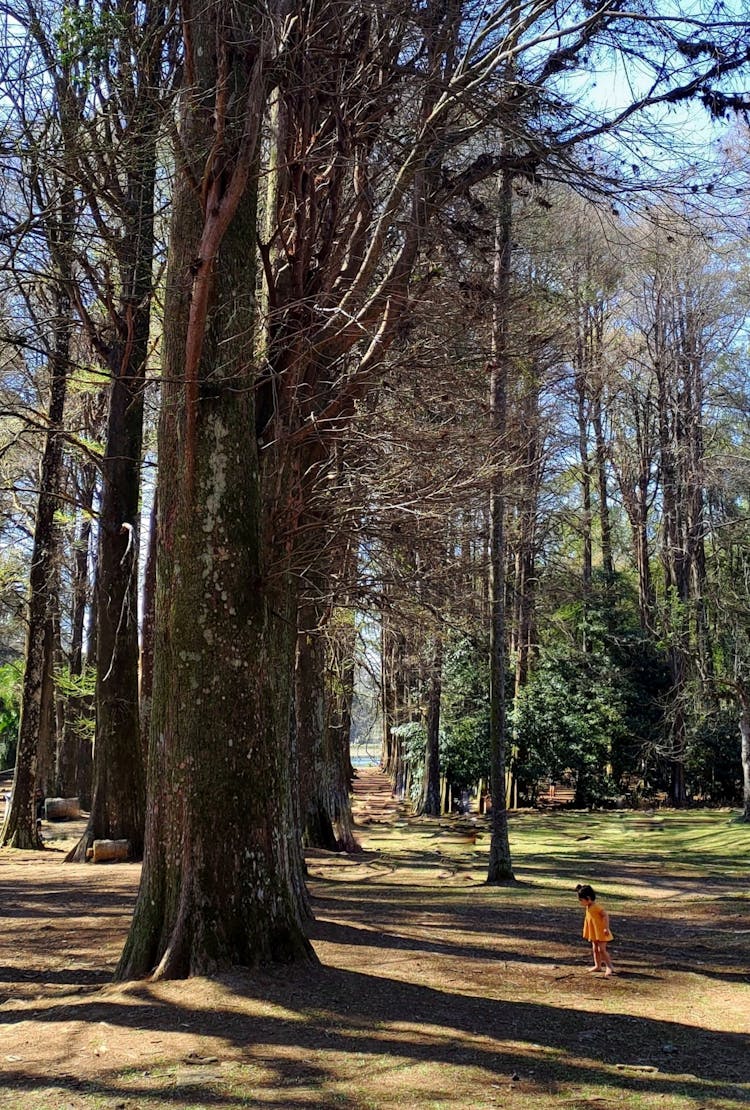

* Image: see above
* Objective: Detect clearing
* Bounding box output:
[0,768,748,1110]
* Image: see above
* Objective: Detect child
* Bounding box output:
[575,883,615,977]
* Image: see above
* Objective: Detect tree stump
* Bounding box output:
[44,797,82,821]
[92,838,130,863]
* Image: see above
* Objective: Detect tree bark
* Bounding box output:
[327,604,358,848]
[56,461,97,800]
[740,695,750,823]
[296,599,339,852]
[416,634,442,817]
[36,608,59,797]
[574,341,593,600]
[1,250,70,849]
[67,17,165,859]
[487,167,514,884]
[139,487,158,764]
[117,0,313,978]
[591,371,614,583]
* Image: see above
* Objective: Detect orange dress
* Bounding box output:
[582,902,613,942]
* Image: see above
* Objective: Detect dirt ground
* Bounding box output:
[0,770,748,1110]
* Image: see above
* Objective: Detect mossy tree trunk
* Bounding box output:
[117,0,313,979]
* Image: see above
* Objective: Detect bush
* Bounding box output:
[441,636,490,790]
[686,709,743,804]
[0,662,21,770]
[513,573,670,805]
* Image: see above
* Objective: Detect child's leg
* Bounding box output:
[600,943,615,976]
[588,942,603,970]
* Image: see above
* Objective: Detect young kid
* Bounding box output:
[575,883,615,977]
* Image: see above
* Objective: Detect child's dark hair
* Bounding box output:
[576,883,596,900]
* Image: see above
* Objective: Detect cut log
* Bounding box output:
[92,838,130,863]
[44,797,82,821]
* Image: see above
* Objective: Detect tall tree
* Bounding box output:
[118,0,314,977]
[116,0,750,973]
[0,10,78,847]
[487,167,515,882]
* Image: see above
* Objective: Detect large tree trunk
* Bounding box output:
[117,0,313,978]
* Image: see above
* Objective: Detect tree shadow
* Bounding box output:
[1,967,747,1107]
[309,884,750,986]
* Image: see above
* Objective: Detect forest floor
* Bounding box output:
[0,770,748,1110]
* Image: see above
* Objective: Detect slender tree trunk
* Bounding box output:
[510,376,541,806]
[740,694,750,823]
[296,599,339,851]
[37,609,59,797]
[655,326,690,807]
[487,167,514,884]
[1,254,71,848]
[634,471,655,630]
[416,634,442,817]
[139,488,158,764]
[329,607,356,791]
[68,99,160,861]
[591,385,614,583]
[56,461,96,799]
[327,606,359,849]
[380,621,399,778]
[614,390,656,632]
[574,347,593,598]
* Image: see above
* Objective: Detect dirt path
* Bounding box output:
[0,768,748,1110]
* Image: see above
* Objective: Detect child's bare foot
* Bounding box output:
[603,968,614,978]
[587,965,602,972]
